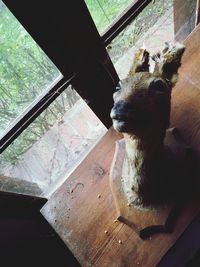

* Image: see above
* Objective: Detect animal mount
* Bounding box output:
[110,43,199,239]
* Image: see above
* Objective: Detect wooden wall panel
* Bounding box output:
[174,0,197,42]
[171,24,200,159]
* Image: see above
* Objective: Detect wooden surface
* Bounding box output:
[41,25,200,267]
[174,0,196,42]
[171,24,200,159]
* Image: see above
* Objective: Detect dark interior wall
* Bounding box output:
[0,196,80,267]
[157,213,200,267]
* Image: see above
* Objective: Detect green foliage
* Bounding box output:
[0,4,60,135]
[85,0,132,32]
[0,3,79,169]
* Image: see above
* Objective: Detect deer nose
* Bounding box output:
[110,101,132,120]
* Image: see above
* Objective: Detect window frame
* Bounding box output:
[0,75,75,152]
[101,0,152,46]
[0,0,153,203]
[1,0,152,153]
[0,0,121,153]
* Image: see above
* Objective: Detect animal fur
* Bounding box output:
[110,43,195,207]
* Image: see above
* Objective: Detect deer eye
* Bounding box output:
[149,79,169,95]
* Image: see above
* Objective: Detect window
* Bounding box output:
[84,0,135,33]
[2,0,197,199]
[107,0,173,65]
[107,0,174,78]
[85,0,198,79]
[0,85,106,196]
[0,0,113,197]
[0,1,62,138]
[85,0,174,77]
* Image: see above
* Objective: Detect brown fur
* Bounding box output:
[110,43,194,207]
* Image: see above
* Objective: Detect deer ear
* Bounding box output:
[149,78,170,95]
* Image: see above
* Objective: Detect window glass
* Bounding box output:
[85,0,135,33]
[0,0,62,138]
[0,85,107,197]
[107,0,174,78]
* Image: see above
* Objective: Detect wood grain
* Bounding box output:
[41,24,200,267]
[174,0,196,42]
[171,24,200,158]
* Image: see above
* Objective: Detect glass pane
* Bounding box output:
[0,85,107,197]
[85,0,134,33]
[107,0,174,78]
[0,0,62,138]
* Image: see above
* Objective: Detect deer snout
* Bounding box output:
[111,101,135,132]
[110,101,132,121]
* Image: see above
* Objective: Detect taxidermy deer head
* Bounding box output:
[110,43,186,207]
